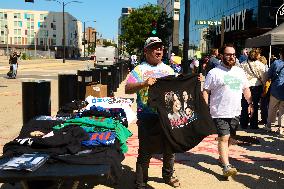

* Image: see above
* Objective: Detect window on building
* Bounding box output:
[14,29,21,35]
[40,14,47,20]
[0,36,5,44]
[1,30,4,35]
[40,38,44,45]
[14,37,22,44]
[14,13,21,19]
[174,9,180,15]
[53,34,56,38]
[14,21,22,27]
[28,38,34,45]
[53,24,56,30]
[25,14,30,20]
[51,38,56,45]
[31,22,34,29]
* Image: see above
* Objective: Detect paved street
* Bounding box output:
[0,58,283,189]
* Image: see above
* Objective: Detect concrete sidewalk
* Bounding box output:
[110,80,284,189]
[0,60,283,189]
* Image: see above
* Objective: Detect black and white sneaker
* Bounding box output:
[223,164,237,177]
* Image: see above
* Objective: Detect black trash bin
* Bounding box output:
[111,65,118,92]
[116,63,120,87]
[22,79,51,124]
[77,70,93,100]
[91,67,101,84]
[119,62,123,83]
[100,66,113,96]
[58,73,78,109]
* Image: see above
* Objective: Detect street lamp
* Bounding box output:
[46,0,82,63]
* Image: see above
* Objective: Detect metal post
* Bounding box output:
[94,31,97,49]
[34,32,37,58]
[83,21,86,58]
[88,27,90,56]
[182,0,190,74]
[47,37,50,58]
[5,25,9,59]
[63,2,66,63]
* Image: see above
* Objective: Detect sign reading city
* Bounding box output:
[216,9,247,35]
[195,20,221,26]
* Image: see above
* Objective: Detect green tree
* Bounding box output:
[120,4,173,58]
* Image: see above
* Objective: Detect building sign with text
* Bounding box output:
[215,9,248,35]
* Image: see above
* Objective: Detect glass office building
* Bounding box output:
[179,0,284,54]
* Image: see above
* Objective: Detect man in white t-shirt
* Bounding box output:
[202,44,253,177]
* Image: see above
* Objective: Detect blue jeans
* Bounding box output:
[12,64,17,78]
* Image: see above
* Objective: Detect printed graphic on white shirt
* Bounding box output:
[224,74,242,90]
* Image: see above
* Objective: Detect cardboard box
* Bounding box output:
[85,84,107,98]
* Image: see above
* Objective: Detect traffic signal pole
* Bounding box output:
[182,0,190,74]
[83,22,86,58]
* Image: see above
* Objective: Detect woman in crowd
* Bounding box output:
[258,56,270,125]
[239,48,267,129]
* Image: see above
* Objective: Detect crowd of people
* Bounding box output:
[125,36,283,189]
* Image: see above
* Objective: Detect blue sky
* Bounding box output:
[1,0,157,40]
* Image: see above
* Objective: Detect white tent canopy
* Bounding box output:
[245,22,284,47]
[245,23,284,65]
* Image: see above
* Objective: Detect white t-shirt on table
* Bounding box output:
[203,65,249,118]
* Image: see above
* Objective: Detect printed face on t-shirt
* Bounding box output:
[165,90,197,129]
[182,91,189,101]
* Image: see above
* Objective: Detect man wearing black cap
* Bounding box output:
[125,37,180,188]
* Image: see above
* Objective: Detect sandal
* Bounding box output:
[164,176,181,188]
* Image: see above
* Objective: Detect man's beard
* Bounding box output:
[223,58,236,68]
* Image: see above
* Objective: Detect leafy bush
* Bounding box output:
[21,53,31,60]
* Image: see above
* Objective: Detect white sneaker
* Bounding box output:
[263,124,272,132]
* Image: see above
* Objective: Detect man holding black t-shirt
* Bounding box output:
[125,37,180,188]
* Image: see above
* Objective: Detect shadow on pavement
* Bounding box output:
[239,129,284,157]
[153,148,284,189]
[231,156,284,189]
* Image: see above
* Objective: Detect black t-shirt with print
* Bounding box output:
[148,74,216,153]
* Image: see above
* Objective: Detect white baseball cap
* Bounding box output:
[144,37,163,49]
